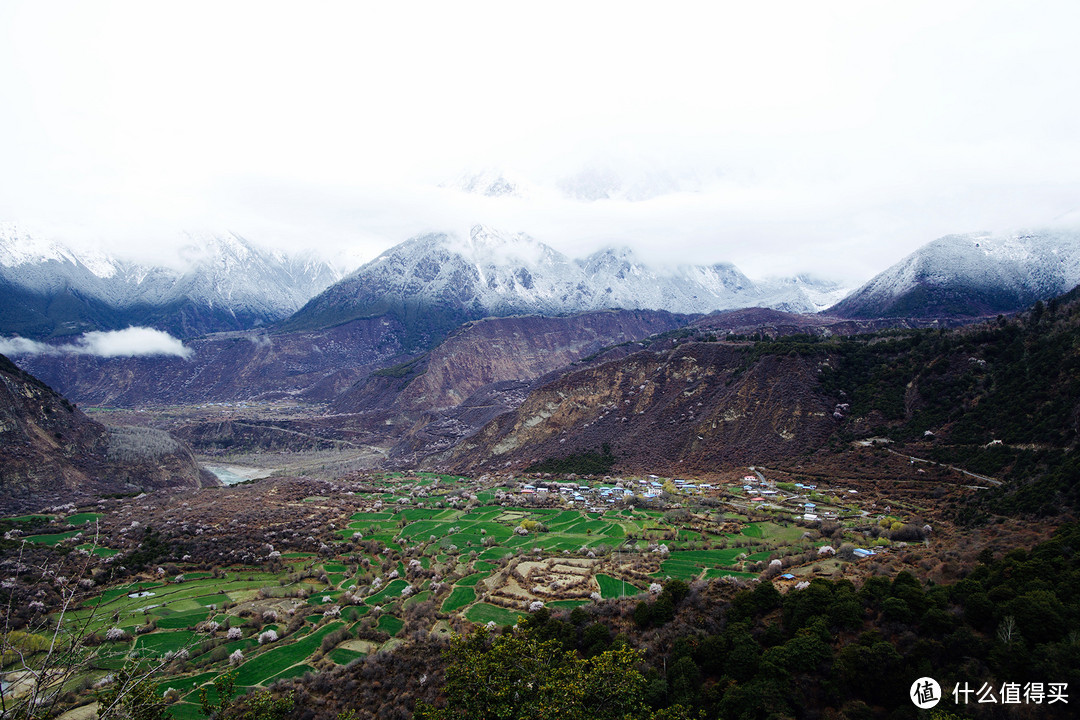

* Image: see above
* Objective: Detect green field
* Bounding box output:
[596,574,643,598]
[377,614,404,636]
[24,530,80,545]
[464,603,523,627]
[702,568,758,580]
[455,572,488,587]
[232,622,345,686]
[3,514,52,523]
[365,579,408,605]
[134,630,198,656]
[27,471,840,718]
[329,648,365,664]
[402,590,431,608]
[65,512,103,525]
[441,586,476,612]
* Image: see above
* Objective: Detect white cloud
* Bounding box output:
[78,328,192,359]
[0,327,192,359]
[0,1,1078,286]
[0,336,51,357]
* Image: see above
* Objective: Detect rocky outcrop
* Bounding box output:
[327,310,688,463]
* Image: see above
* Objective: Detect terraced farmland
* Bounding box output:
[5,470,852,720]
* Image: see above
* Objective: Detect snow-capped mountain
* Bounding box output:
[756,275,851,315]
[575,246,757,311]
[828,229,1080,319]
[444,170,525,198]
[285,224,847,348]
[0,225,344,338]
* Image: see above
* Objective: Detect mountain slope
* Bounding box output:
[442,286,1080,518]
[332,310,687,415]
[16,317,409,408]
[443,341,836,474]
[0,353,217,512]
[0,225,343,338]
[324,310,688,464]
[829,229,1080,319]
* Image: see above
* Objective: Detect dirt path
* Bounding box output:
[884,448,1003,486]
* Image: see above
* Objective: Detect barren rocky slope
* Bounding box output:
[0,354,216,512]
[444,341,837,474]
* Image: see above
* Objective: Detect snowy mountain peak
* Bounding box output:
[0,223,120,279]
[578,246,649,280]
[0,225,344,338]
[0,223,61,266]
[176,230,261,269]
[444,170,523,198]
[458,225,570,270]
[829,228,1080,318]
[288,225,850,345]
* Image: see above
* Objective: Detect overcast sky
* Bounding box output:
[2,1,1079,283]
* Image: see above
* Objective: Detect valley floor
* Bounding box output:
[0,448,1054,720]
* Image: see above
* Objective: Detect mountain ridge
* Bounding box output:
[0,225,344,339]
[435,284,1080,494]
[828,228,1080,319]
[285,225,847,349]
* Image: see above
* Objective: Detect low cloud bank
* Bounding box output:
[0,327,193,359]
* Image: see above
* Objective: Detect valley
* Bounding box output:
[5,5,1080,715]
[2,227,1078,720]
[2,443,1019,720]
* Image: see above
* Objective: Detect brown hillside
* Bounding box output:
[0,354,216,512]
[445,341,836,474]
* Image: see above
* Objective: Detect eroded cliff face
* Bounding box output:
[324,310,689,464]
[444,342,837,474]
[333,310,687,414]
[0,354,216,512]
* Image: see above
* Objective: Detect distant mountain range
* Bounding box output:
[830,229,1080,319]
[0,225,344,339]
[4,222,1079,356]
[284,224,847,348]
[441,282,1080,497]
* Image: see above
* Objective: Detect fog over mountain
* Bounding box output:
[3,3,1079,284]
[285,225,848,349]
[0,224,344,338]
